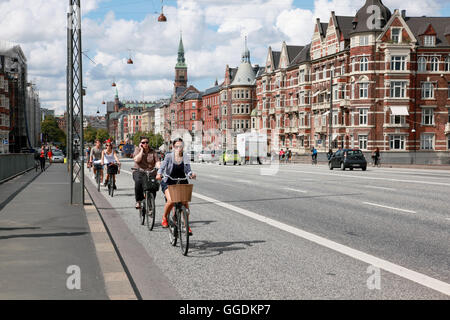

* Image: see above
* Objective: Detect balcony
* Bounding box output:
[315,126,327,133]
[291,105,299,112]
[445,123,450,134]
[269,108,275,115]
[339,99,350,107]
[312,102,330,111]
[285,106,291,113]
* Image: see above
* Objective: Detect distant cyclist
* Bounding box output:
[101,141,121,190]
[156,138,196,234]
[90,139,104,183]
[133,136,161,210]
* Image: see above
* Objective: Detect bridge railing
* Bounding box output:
[0,154,35,183]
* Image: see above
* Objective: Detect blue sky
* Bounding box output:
[1,0,449,115]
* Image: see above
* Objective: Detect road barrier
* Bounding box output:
[0,154,35,183]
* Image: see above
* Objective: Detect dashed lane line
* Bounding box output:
[192,191,450,297]
[362,202,416,214]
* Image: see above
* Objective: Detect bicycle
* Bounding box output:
[133,168,159,231]
[164,174,193,256]
[106,163,118,198]
[92,161,103,192]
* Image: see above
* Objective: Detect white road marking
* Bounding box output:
[284,188,308,193]
[192,192,450,296]
[362,202,416,214]
[363,186,397,191]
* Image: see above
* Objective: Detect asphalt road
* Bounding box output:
[86,160,450,299]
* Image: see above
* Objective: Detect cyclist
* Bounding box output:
[156,138,196,234]
[311,147,318,164]
[133,136,161,210]
[101,141,121,190]
[90,139,104,183]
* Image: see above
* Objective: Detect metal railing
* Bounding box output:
[0,154,34,183]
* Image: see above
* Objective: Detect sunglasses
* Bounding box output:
[141,141,149,144]
[106,144,112,147]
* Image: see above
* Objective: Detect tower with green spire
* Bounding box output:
[174,33,187,88]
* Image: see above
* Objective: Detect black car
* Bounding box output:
[329,149,367,171]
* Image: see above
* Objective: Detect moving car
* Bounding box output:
[329,149,367,171]
[51,150,65,163]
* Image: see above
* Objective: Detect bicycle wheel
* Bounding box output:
[178,206,190,256]
[140,199,146,226]
[168,208,177,247]
[146,192,156,231]
[97,171,101,192]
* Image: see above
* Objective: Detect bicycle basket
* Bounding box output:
[143,176,160,192]
[168,184,193,203]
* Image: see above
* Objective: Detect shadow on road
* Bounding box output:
[0,227,41,231]
[188,240,265,258]
[0,232,88,240]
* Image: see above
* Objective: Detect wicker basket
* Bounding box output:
[168,184,193,203]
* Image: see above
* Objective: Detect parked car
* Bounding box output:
[52,150,65,163]
[219,150,241,165]
[329,149,367,171]
[199,150,220,163]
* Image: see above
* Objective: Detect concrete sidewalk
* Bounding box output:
[0,164,108,299]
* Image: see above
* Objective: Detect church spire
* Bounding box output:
[241,36,251,63]
[176,32,187,68]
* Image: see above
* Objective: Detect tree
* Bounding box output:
[96,129,110,143]
[132,132,163,150]
[84,126,97,144]
[41,116,66,146]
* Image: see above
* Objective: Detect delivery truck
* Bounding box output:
[236,132,267,165]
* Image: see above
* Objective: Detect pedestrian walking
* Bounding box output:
[286,149,292,163]
[47,148,53,165]
[39,146,46,172]
[327,149,333,161]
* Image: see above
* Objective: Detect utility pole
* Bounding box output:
[67,0,84,205]
[328,68,333,150]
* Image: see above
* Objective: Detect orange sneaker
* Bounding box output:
[188,227,193,236]
[162,217,168,228]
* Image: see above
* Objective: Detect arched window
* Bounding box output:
[360,57,369,72]
[418,57,427,72]
[430,57,439,72]
[445,56,450,72]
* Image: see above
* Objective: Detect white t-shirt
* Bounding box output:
[103,150,116,165]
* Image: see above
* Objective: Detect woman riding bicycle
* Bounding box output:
[133,136,161,210]
[156,138,196,234]
[101,141,121,190]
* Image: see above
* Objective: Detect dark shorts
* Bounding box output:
[161,179,188,194]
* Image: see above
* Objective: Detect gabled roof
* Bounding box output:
[286,45,304,63]
[335,16,354,40]
[202,85,220,96]
[272,51,281,68]
[255,66,265,77]
[405,17,450,47]
[289,43,311,66]
[174,86,186,98]
[351,0,391,34]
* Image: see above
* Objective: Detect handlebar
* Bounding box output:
[163,174,190,181]
[132,167,158,173]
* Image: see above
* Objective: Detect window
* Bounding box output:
[430,57,439,72]
[418,57,427,72]
[390,115,405,125]
[359,83,369,98]
[359,135,368,150]
[422,108,434,125]
[299,70,305,83]
[424,36,435,47]
[448,135,450,150]
[445,56,450,72]
[391,28,401,43]
[421,134,434,150]
[323,66,327,79]
[359,108,368,125]
[359,35,369,46]
[360,57,369,72]
[192,112,196,120]
[192,102,196,109]
[391,56,406,71]
[422,82,434,99]
[390,81,407,98]
[390,135,405,150]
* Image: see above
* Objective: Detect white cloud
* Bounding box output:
[0,0,447,116]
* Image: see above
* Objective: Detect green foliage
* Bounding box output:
[96,129,111,143]
[84,126,97,144]
[41,116,66,146]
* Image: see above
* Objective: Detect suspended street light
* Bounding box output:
[158,0,167,22]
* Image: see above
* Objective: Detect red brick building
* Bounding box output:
[254,0,450,164]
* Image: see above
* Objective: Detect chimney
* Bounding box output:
[401,10,406,19]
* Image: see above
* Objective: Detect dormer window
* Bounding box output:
[391,28,401,43]
[424,35,435,47]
